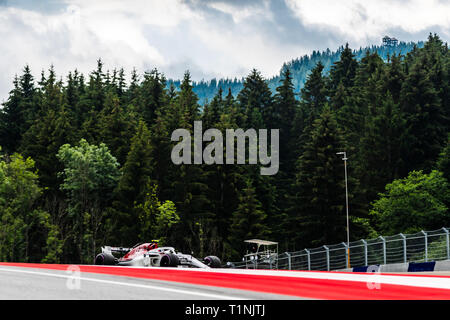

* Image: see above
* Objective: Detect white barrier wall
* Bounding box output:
[434,260,450,271]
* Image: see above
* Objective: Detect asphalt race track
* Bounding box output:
[0,263,449,300]
[0,265,295,300]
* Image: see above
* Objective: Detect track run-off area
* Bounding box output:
[0,262,449,300]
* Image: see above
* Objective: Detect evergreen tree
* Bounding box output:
[202,88,248,257]
[437,135,450,181]
[202,87,223,128]
[271,67,299,247]
[112,120,153,245]
[290,107,349,248]
[97,91,138,165]
[0,76,23,153]
[400,36,447,174]
[0,66,38,154]
[300,62,328,124]
[359,93,407,209]
[328,43,358,100]
[237,69,273,129]
[335,52,385,219]
[19,67,76,195]
[75,60,105,131]
[148,101,176,202]
[125,68,140,108]
[138,69,167,126]
[168,71,212,254]
[227,179,269,259]
[109,67,127,102]
[18,65,38,129]
[382,54,405,104]
[87,59,106,112]
[64,70,83,130]
[179,71,200,127]
[297,62,329,155]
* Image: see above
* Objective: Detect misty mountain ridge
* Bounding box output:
[167,40,424,104]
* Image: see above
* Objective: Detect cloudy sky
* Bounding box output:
[0,0,449,102]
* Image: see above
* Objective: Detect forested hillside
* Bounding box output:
[0,34,448,264]
[169,41,424,103]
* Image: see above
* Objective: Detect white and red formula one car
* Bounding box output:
[94,241,221,269]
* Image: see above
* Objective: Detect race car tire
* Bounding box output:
[203,255,221,268]
[94,252,118,265]
[160,253,180,267]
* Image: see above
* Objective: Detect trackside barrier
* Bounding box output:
[230,227,450,271]
[408,262,435,272]
[338,260,450,273]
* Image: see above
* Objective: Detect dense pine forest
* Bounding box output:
[0,34,448,264]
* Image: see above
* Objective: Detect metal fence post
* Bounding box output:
[305,249,311,270]
[379,236,386,265]
[362,239,368,266]
[422,230,428,262]
[342,242,348,269]
[400,233,407,263]
[285,252,291,270]
[323,246,330,271]
[444,228,450,260]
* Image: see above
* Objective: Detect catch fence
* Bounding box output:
[229,227,450,271]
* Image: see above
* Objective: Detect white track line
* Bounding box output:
[0,267,247,300]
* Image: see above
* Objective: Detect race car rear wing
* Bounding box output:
[101,246,131,255]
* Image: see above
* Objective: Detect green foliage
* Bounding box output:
[328,43,358,101]
[0,77,23,153]
[228,180,269,259]
[290,106,349,248]
[296,61,328,159]
[400,34,448,174]
[370,170,450,235]
[0,153,58,262]
[138,69,167,126]
[57,139,120,263]
[237,69,273,128]
[437,135,450,181]
[135,183,160,241]
[112,120,154,245]
[135,183,179,245]
[97,91,138,165]
[41,221,64,263]
[57,139,120,202]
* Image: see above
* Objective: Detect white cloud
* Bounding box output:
[206,0,273,24]
[0,0,449,102]
[70,0,197,28]
[0,0,295,102]
[0,0,196,101]
[285,0,450,41]
[193,0,300,79]
[188,19,301,80]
